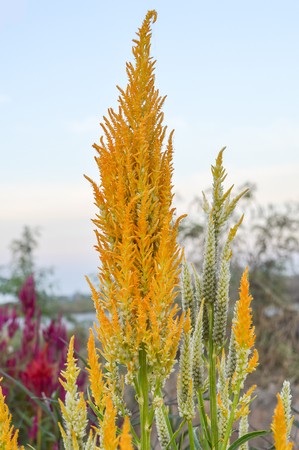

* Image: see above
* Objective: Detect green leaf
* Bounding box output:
[227,430,270,450]
[192,427,201,449]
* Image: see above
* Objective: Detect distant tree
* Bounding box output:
[0,226,54,300]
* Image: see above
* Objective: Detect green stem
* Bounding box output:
[197,391,212,448]
[188,420,196,450]
[221,384,241,450]
[129,424,140,449]
[208,304,219,449]
[139,346,151,450]
[165,419,186,450]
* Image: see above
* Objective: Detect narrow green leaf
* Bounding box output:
[192,427,201,449]
[227,430,270,450]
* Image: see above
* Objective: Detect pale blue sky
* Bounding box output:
[1,1,298,294]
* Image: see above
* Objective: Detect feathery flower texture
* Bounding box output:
[232,268,259,390]
[0,380,24,450]
[58,336,89,449]
[271,382,294,450]
[272,394,294,450]
[86,9,184,384]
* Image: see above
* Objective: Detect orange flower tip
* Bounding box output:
[146,9,158,24]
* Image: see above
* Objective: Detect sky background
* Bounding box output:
[1,0,299,294]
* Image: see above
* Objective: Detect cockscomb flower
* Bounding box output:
[86,329,105,413]
[0,379,24,450]
[85,9,184,385]
[217,350,230,441]
[155,405,171,450]
[58,336,89,449]
[213,216,243,348]
[271,393,294,450]
[21,345,54,397]
[231,268,258,390]
[281,380,293,440]
[177,313,195,421]
[100,394,119,450]
[191,301,204,392]
[119,417,134,450]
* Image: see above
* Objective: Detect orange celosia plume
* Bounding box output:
[87,329,105,411]
[101,394,119,450]
[271,394,294,450]
[233,267,256,351]
[86,10,184,382]
[119,417,134,450]
[0,380,24,450]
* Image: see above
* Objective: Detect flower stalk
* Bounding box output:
[138,347,151,450]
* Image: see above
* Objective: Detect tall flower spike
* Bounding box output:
[182,260,196,329]
[155,406,171,450]
[217,351,230,441]
[202,213,216,305]
[192,264,202,315]
[101,394,119,450]
[233,268,255,350]
[192,301,205,392]
[201,213,216,340]
[211,147,228,241]
[232,268,258,391]
[0,379,24,450]
[85,9,184,385]
[177,312,195,421]
[213,216,243,347]
[211,148,248,240]
[239,415,249,450]
[86,329,105,413]
[271,393,294,450]
[281,381,294,440]
[59,336,88,449]
[119,417,134,450]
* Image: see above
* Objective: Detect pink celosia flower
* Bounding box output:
[21,345,54,397]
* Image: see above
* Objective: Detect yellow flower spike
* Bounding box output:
[59,336,80,394]
[59,336,88,448]
[87,329,105,412]
[119,417,134,450]
[86,9,184,385]
[271,394,294,450]
[233,268,255,351]
[231,268,258,390]
[101,394,119,450]
[0,380,24,450]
